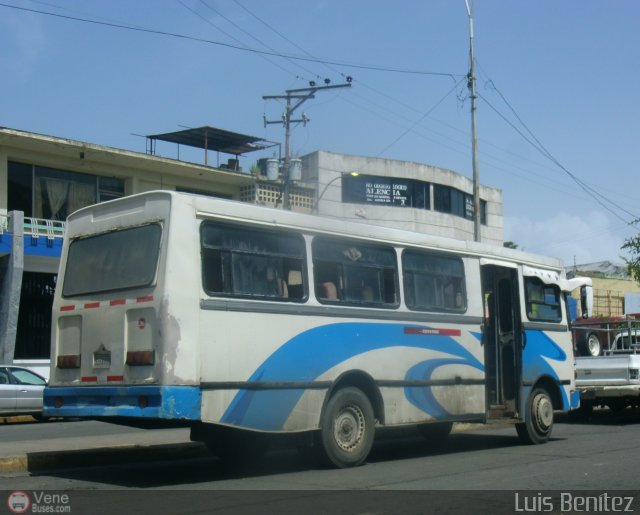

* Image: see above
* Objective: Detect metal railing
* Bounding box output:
[24,217,66,240]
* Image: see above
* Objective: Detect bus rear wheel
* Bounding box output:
[319,387,375,468]
[516,387,554,445]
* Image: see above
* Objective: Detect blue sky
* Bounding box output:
[1,0,638,266]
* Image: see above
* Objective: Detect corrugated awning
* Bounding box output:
[147,126,273,155]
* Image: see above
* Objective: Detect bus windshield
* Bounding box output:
[62,223,162,297]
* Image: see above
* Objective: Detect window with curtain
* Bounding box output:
[28,167,120,222]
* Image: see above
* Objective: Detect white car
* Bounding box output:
[0,366,47,418]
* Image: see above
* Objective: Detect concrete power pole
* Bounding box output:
[263,80,352,209]
[465,0,481,242]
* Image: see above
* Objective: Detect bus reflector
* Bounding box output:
[57,355,80,369]
[127,350,154,366]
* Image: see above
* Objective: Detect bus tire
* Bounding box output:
[319,387,375,468]
[417,421,453,444]
[516,387,554,445]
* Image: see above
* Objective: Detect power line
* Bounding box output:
[477,91,639,227]
[0,2,460,78]
[176,0,300,79]
[375,77,465,157]
[193,0,320,80]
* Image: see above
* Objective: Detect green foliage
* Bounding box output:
[503,241,518,249]
[622,232,640,284]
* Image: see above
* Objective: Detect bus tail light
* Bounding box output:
[127,351,154,366]
[57,355,80,369]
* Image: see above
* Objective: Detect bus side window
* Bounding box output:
[402,250,466,313]
[312,236,398,308]
[201,222,306,302]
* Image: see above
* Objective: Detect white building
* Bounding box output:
[304,151,503,245]
[0,127,503,365]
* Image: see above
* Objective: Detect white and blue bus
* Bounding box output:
[44,191,591,467]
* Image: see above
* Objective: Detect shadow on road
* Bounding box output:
[39,426,525,488]
[35,408,640,488]
[560,406,640,426]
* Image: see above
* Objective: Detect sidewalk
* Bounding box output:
[0,416,203,474]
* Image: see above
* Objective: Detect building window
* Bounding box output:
[8,161,125,220]
[525,277,561,322]
[201,222,306,302]
[7,162,33,216]
[402,250,466,313]
[434,184,487,225]
[99,176,125,202]
[312,237,398,307]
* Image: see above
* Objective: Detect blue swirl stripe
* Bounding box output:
[220,322,484,431]
[522,330,569,408]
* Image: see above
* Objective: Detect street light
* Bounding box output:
[312,172,359,214]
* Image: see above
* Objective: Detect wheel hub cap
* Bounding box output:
[533,394,553,431]
[334,405,365,451]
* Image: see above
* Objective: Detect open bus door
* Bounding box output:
[481,264,522,419]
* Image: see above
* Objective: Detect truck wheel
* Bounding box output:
[319,387,375,468]
[579,333,601,356]
[516,387,554,444]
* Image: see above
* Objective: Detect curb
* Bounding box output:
[0,416,38,425]
[0,442,206,474]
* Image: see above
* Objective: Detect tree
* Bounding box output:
[503,241,518,249]
[622,233,640,284]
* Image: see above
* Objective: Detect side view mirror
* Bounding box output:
[580,285,593,319]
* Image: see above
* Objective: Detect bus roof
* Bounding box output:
[68,190,565,272]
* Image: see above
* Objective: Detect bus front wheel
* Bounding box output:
[319,387,375,468]
[516,387,554,445]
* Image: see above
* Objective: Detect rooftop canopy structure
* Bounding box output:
[146,126,278,169]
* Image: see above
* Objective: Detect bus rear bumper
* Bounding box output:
[43,385,202,420]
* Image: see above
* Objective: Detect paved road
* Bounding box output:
[0,410,639,493]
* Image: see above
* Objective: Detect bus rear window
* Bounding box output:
[62,224,162,297]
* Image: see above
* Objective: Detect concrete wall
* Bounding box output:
[303,151,504,245]
[0,212,23,363]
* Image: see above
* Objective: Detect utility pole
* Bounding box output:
[263,80,352,209]
[465,0,481,242]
